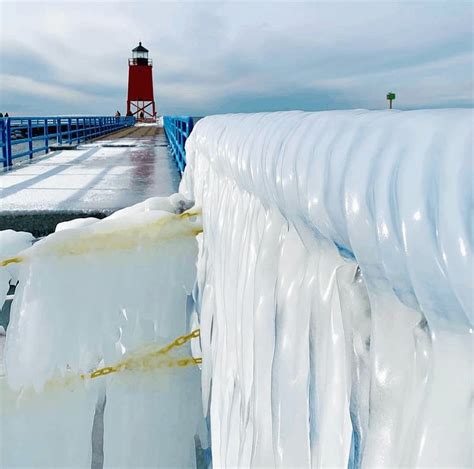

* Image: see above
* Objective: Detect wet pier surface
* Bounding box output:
[99,124,163,139]
[0,125,180,236]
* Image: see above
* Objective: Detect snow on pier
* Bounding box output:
[0,126,180,235]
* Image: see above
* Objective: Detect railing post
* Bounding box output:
[44,119,49,154]
[75,118,80,143]
[56,118,62,144]
[0,119,3,167]
[5,118,12,167]
[6,118,12,167]
[67,118,72,144]
[1,119,7,167]
[28,119,33,159]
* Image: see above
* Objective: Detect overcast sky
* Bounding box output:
[0,0,472,116]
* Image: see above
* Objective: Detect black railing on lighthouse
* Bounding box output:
[0,115,135,168]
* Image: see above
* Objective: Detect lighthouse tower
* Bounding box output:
[127,42,155,121]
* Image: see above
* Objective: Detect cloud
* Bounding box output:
[0,0,472,115]
[0,74,96,103]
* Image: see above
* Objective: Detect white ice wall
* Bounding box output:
[181,109,473,468]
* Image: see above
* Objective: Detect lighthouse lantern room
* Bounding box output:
[127,42,156,121]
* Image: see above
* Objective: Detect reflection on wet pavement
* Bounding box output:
[0,127,181,234]
[1,130,179,211]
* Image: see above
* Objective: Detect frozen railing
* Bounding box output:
[163,116,194,173]
[0,115,135,167]
[180,109,473,468]
[0,195,208,467]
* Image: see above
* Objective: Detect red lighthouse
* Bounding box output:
[127,42,156,121]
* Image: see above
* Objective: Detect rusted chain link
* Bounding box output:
[153,328,200,356]
[83,328,201,380]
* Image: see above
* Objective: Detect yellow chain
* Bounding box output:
[83,328,201,380]
[151,328,200,356]
[0,208,203,267]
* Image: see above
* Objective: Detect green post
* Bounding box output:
[387,92,396,109]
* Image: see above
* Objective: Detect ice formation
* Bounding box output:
[0,230,34,308]
[181,109,473,468]
[1,109,472,469]
[0,195,206,468]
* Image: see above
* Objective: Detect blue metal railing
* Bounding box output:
[163,116,194,173]
[0,115,135,168]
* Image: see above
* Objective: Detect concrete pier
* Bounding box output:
[0,125,180,236]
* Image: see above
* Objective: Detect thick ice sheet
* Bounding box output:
[181,109,473,468]
[1,195,206,467]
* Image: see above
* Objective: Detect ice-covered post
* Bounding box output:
[387,92,396,109]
